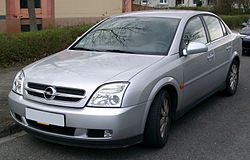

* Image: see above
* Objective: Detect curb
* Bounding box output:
[0,122,22,139]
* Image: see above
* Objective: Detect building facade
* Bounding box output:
[0,0,132,33]
[0,0,6,32]
[0,0,6,18]
[134,0,210,7]
[54,0,128,26]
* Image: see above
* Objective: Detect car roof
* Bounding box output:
[115,10,213,20]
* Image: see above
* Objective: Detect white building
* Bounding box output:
[133,0,210,7]
[0,0,6,20]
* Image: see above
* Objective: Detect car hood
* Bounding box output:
[23,50,163,107]
[240,27,250,35]
[24,50,163,84]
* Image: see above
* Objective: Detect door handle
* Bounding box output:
[226,46,232,53]
[207,53,214,61]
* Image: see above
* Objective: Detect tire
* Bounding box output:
[242,49,246,56]
[224,60,239,96]
[143,90,171,148]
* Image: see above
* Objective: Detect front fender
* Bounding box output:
[140,77,182,133]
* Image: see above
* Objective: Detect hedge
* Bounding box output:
[0,25,92,67]
[170,6,250,15]
[170,6,214,12]
[0,14,249,68]
[170,7,250,29]
[220,15,250,29]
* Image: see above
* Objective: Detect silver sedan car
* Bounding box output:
[9,10,241,148]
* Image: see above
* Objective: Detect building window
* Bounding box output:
[20,0,41,9]
[0,15,6,20]
[160,0,167,4]
[193,0,203,5]
[193,0,200,4]
[21,24,42,32]
[141,0,148,4]
[176,0,184,5]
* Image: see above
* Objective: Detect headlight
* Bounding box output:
[245,35,250,39]
[87,82,129,108]
[12,70,25,95]
[240,34,250,39]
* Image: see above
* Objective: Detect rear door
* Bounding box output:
[202,15,233,89]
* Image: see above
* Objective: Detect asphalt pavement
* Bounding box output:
[0,56,249,160]
[0,67,22,138]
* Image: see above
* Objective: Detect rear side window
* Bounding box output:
[220,21,228,36]
[183,16,207,45]
[203,16,224,41]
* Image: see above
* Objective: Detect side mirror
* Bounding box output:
[242,22,247,27]
[183,42,208,56]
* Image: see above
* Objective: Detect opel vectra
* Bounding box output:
[9,11,241,148]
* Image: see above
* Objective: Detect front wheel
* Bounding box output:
[224,60,239,96]
[143,90,171,148]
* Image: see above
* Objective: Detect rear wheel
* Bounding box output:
[242,48,250,56]
[224,60,239,96]
[143,90,171,148]
[242,49,246,56]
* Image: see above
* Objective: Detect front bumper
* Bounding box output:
[242,38,250,51]
[8,91,146,148]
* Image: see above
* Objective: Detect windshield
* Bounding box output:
[70,17,180,55]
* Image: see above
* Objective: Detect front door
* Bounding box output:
[181,16,215,109]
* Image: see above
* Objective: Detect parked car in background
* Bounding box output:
[240,19,250,55]
[9,10,241,148]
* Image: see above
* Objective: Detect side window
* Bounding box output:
[203,16,224,41]
[220,21,228,36]
[183,16,207,46]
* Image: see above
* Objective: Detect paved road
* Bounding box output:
[0,57,250,160]
[0,67,22,136]
[0,67,20,117]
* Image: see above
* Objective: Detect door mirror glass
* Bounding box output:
[183,42,208,56]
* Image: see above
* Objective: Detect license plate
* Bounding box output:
[25,108,65,127]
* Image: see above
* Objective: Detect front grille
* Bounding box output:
[27,119,107,138]
[14,113,22,122]
[25,82,85,102]
[27,119,76,136]
[28,83,48,90]
[242,40,250,49]
[27,90,44,98]
[87,129,105,138]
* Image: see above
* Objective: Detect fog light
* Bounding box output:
[104,130,113,138]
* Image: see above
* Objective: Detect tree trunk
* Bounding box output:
[27,0,38,32]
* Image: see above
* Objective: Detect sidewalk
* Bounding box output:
[0,67,23,138]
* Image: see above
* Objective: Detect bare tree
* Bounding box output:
[214,0,234,14]
[27,0,38,31]
[240,0,250,9]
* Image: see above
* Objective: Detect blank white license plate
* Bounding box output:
[25,108,65,127]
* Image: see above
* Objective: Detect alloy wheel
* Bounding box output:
[229,63,238,91]
[160,97,170,139]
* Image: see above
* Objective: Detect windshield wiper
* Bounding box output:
[71,47,102,52]
[103,49,139,54]
[71,47,139,54]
